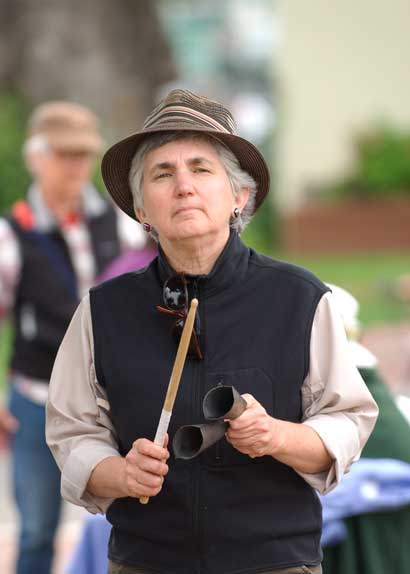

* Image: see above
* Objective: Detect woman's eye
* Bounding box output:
[155,172,171,179]
[194,167,210,173]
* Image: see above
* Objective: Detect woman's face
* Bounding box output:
[137,138,249,244]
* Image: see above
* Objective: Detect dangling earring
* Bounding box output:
[232,207,240,219]
[142,222,151,232]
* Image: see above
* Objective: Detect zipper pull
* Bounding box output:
[191,279,201,335]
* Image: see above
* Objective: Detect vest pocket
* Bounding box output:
[204,367,275,466]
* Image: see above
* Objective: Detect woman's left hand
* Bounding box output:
[226,394,282,458]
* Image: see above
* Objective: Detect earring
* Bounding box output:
[142,222,151,232]
[232,207,240,219]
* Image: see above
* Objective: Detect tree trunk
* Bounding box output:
[0,0,176,139]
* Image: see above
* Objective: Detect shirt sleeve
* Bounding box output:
[297,291,379,494]
[0,218,21,324]
[46,293,120,514]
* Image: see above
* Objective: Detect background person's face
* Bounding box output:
[138,139,249,244]
[29,148,95,204]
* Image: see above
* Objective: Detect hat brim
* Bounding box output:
[48,132,104,154]
[101,125,270,221]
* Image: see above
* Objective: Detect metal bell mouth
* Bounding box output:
[172,421,228,460]
[172,385,247,460]
[202,385,247,421]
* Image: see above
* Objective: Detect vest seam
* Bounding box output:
[249,259,327,291]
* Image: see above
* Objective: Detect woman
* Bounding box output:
[46,89,378,574]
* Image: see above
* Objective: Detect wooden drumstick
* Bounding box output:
[139,298,199,504]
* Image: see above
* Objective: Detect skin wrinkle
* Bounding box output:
[129,132,257,237]
[136,139,249,276]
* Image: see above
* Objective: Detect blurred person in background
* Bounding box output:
[0,101,143,574]
[97,232,157,283]
[322,285,410,574]
[46,89,377,574]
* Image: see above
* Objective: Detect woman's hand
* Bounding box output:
[0,407,19,450]
[226,394,282,458]
[226,394,333,473]
[123,435,170,499]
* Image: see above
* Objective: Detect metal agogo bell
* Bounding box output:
[172,385,247,460]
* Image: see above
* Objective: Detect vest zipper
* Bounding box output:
[214,379,224,462]
[190,278,203,572]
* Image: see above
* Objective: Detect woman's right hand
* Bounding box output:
[0,407,19,450]
[123,435,170,499]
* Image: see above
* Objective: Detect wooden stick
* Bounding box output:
[139,298,199,504]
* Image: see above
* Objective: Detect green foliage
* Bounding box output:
[242,198,278,254]
[275,251,410,326]
[0,92,31,212]
[354,127,410,194]
[242,134,280,252]
[327,124,410,199]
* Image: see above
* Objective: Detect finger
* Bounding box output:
[228,434,264,448]
[137,456,169,477]
[132,468,165,489]
[229,403,268,430]
[128,476,164,498]
[0,436,9,450]
[227,428,260,441]
[228,416,271,437]
[228,413,260,432]
[241,393,256,406]
[134,438,170,461]
[0,411,19,434]
[125,445,169,474]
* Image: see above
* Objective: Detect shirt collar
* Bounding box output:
[27,183,108,232]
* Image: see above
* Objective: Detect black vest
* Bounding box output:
[90,232,328,574]
[8,203,120,381]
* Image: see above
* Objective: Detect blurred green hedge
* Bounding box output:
[326,123,410,199]
[0,92,31,212]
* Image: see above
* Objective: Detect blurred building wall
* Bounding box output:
[276,0,410,212]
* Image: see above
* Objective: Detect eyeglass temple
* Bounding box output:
[156,305,184,316]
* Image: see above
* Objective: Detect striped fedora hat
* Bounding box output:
[101,89,270,221]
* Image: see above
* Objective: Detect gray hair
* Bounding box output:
[23,134,50,158]
[128,131,257,239]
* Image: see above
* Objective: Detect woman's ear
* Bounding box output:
[235,187,250,211]
[135,207,145,222]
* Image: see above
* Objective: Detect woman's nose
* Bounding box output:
[174,172,194,196]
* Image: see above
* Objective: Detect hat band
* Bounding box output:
[143,106,235,134]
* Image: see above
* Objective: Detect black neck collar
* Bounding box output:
[156,230,250,297]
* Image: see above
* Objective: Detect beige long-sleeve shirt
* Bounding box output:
[46,291,378,514]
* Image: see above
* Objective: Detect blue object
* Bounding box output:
[30,230,79,300]
[320,458,410,546]
[65,513,111,574]
[9,386,62,574]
